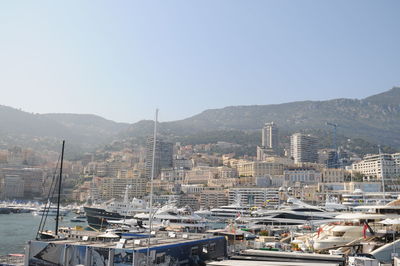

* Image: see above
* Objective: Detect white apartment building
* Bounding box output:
[228,187,280,207]
[200,190,228,209]
[352,153,400,180]
[181,184,205,194]
[97,177,147,200]
[290,133,318,164]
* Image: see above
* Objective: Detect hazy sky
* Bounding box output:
[1,1,400,123]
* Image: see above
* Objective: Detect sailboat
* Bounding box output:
[36,140,66,240]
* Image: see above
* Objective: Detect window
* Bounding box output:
[191,246,199,256]
[209,243,216,252]
[333,231,345,237]
[155,253,166,264]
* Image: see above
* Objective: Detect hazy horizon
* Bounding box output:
[2,85,399,124]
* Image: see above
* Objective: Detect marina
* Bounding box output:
[5,182,400,266]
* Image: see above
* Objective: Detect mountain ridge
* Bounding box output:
[123,86,400,148]
[1,86,400,154]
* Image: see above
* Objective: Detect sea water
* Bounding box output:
[0,212,86,255]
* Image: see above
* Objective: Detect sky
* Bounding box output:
[1,1,400,123]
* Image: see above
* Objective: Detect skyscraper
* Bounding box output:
[261,122,278,150]
[290,133,318,164]
[145,137,173,179]
[257,122,279,160]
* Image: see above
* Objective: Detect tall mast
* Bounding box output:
[147,109,158,265]
[379,145,386,200]
[55,140,65,236]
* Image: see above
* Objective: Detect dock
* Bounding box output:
[229,249,346,266]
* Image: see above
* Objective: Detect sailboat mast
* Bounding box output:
[379,145,386,200]
[55,140,65,236]
[147,109,158,265]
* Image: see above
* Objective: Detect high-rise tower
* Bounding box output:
[257,122,279,160]
[145,137,173,179]
[261,122,278,150]
[290,133,318,164]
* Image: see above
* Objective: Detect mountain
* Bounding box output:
[123,86,400,149]
[1,86,400,156]
[0,106,129,155]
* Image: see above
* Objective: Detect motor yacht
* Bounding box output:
[32,205,69,216]
[310,213,387,251]
[84,186,149,229]
[135,204,206,232]
[239,197,338,226]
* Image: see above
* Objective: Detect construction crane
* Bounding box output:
[326,122,339,168]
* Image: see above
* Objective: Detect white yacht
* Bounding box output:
[303,200,400,251]
[353,198,400,218]
[33,206,70,216]
[194,209,214,220]
[135,204,206,232]
[207,194,251,221]
[310,213,386,251]
[239,198,338,226]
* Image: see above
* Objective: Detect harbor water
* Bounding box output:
[0,212,86,256]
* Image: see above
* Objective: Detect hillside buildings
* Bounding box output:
[262,122,278,150]
[257,122,279,160]
[6,124,395,210]
[145,137,173,179]
[96,177,147,200]
[0,167,45,200]
[283,167,321,185]
[236,161,284,178]
[290,133,318,164]
[228,188,280,206]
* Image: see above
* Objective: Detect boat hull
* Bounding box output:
[84,207,133,229]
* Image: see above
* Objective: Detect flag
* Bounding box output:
[363,223,368,239]
[317,227,323,237]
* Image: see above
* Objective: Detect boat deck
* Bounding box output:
[33,231,222,250]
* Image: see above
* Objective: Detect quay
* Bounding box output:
[230,249,345,265]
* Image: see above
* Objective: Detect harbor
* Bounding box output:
[4,192,400,265]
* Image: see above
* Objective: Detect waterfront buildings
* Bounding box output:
[96,177,147,200]
[200,190,228,209]
[0,167,44,199]
[228,187,280,206]
[0,175,24,199]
